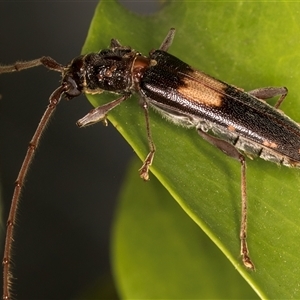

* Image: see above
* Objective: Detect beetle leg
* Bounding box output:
[159,28,176,52]
[0,56,63,74]
[197,129,255,270]
[138,99,156,181]
[110,38,123,49]
[248,86,288,109]
[76,94,130,127]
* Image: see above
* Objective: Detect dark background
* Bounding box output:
[0,1,158,299]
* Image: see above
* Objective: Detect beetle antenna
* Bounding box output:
[1,80,69,300]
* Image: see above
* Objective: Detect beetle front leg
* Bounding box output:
[77,94,130,127]
[248,86,288,109]
[197,129,255,270]
[159,28,176,52]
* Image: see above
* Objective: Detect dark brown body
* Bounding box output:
[1,28,298,298]
[74,47,300,167]
[139,50,300,167]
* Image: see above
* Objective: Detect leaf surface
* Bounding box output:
[83,1,300,298]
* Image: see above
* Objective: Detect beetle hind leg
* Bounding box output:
[197,129,255,270]
[248,86,288,109]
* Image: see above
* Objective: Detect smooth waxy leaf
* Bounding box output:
[113,158,258,298]
[83,1,300,298]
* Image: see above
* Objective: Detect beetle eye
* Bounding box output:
[64,76,81,98]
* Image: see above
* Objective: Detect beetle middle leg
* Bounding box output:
[197,129,255,270]
[138,100,156,181]
[248,86,288,109]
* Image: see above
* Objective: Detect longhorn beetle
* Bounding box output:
[1,28,298,299]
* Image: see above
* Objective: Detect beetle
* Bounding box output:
[1,27,298,299]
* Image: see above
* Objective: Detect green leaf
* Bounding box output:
[112,158,258,298]
[83,1,300,298]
